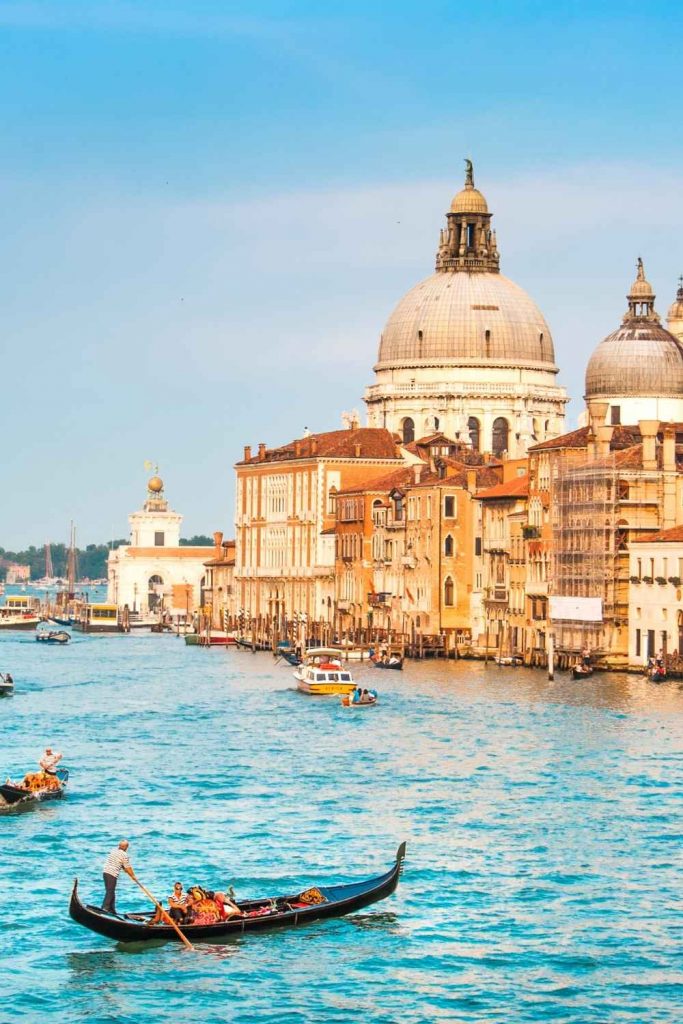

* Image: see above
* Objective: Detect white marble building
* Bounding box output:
[107,476,214,619]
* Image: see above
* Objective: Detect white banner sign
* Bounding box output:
[549,596,603,623]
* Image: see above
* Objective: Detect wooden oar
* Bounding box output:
[131,876,195,951]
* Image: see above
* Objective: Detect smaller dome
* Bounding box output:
[450,185,489,215]
[585,322,683,399]
[148,476,164,493]
[668,278,683,321]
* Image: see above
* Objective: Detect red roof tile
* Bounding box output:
[633,525,683,544]
[477,474,529,499]
[237,428,400,465]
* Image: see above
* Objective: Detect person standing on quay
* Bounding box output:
[102,840,136,915]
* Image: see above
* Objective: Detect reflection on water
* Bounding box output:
[1,633,683,1023]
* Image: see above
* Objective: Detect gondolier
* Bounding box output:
[39,747,62,775]
[102,840,136,915]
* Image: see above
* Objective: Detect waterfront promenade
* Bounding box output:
[2,632,682,1022]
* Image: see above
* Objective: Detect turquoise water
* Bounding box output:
[2,633,683,1023]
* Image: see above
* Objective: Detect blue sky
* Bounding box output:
[1,0,681,547]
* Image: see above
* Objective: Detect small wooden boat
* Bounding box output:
[649,667,667,683]
[571,664,593,680]
[36,630,70,644]
[69,842,406,944]
[371,657,403,671]
[52,616,75,627]
[341,689,378,707]
[0,677,14,697]
[185,632,236,647]
[278,649,302,667]
[0,767,69,808]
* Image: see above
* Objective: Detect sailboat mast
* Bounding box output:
[67,522,77,596]
[45,543,53,580]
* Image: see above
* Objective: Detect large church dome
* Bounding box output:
[364,161,567,458]
[376,270,556,369]
[585,260,683,401]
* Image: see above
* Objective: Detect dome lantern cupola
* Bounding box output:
[436,160,500,273]
[667,275,683,343]
[624,257,659,323]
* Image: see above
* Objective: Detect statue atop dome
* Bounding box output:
[624,257,659,323]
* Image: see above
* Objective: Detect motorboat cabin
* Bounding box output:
[72,603,120,633]
[294,651,357,695]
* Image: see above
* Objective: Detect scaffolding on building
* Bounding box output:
[550,453,617,654]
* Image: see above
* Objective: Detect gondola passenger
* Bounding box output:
[184,886,222,925]
[150,881,187,925]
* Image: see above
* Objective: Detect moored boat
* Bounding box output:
[69,842,406,944]
[571,664,593,680]
[185,631,236,647]
[0,767,69,808]
[371,656,403,671]
[0,675,14,697]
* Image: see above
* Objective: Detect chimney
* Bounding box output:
[413,463,423,484]
[258,442,267,462]
[588,401,609,431]
[586,428,597,461]
[662,423,676,472]
[243,445,252,462]
[311,438,318,455]
[466,469,478,493]
[294,440,301,458]
[354,443,362,457]
[639,420,659,471]
[213,530,223,557]
[596,424,614,457]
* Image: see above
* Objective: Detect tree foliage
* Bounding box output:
[0,535,214,580]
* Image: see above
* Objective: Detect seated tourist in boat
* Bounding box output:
[184,886,223,925]
[151,882,187,925]
[213,889,242,919]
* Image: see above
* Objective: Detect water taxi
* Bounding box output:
[72,603,120,633]
[0,595,40,630]
[293,649,357,695]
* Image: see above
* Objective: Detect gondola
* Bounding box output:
[52,616,75,627]
[278,650,302,667]
[69,841,406,944]
[36,630,70,644]
[371,658,403,671]
[571,664,593,680]
[0,767,69,807]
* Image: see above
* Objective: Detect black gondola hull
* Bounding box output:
[69,842,406,944]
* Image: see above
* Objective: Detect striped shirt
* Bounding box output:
[103,848,130,878]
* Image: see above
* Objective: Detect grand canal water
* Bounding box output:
[2,632,683,1023]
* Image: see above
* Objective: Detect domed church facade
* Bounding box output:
[364,162,568,457]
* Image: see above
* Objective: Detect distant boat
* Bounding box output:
[36,630,70,645]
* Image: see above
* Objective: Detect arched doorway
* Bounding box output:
[492,417,509,457]
[148,574,164,612]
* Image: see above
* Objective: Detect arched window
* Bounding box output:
[402,417,415,444]
[468,417,480,452]
[444,534,454,557]
[492,417,509,457]
[444,576,454,607]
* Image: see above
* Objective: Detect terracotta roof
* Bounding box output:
[336,466,422,496]
[633,525,683,544]
[237,428,399,465]
[477,474,529,500]
[529,425,641,452]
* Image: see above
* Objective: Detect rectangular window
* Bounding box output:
[475,537,482,556]
[154,532,165,547]
[611,405,621,425]
[444,496,455,518]
[635,628,641,657]
[647,629,655,659]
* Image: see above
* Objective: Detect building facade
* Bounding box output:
[234,427,402,629]
[107,476,214,620]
